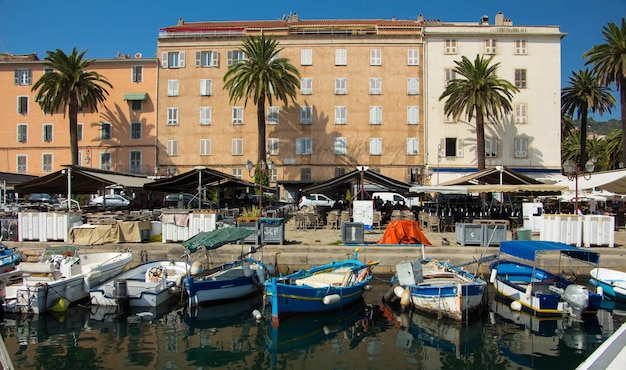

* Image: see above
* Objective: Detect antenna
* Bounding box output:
[116,51,121,58]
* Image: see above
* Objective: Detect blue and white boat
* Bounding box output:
[489,240,602,319]
[589,267,626,302]
[263,248,378,326]
[0,243,20,273]
[391,258,488,321]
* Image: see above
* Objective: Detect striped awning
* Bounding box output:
[123,92,148,101]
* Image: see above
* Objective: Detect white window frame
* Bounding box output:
[335,49,347,66]
[167,80,179,96]
[335,78,347,95]
[407,138,419,155]
[445,69,456,86]
[131,65,143,82]
[227,50,247,66]
[161,51,186,68]
[42,153,53,172]
[369,78,382,95]
[407,106,419,125]
[17,124,27,143]
[232,138,243,155]
[407,78,420,95]
[14,69,32,85]
[334,137,347,155]
[167,140,178,156]
[407,49,420,65]
[514,104,528,124]
[485,39,497,55]
[17,96,28,114]
[130,121,142,140]
[444,39,457,54]
[42,124,53,142]
[232,107,244,125]
[514,39,527,55]
[100,122,112,140]
[295,138,313,155]
[267,138,280,155]
[301,78,312,95]
[334,106,347,125]
[200,79,212,96]
[129,150,142,174]
[515,137,529,158]
[369,106,382,125]
[167,107,179,126]
[232,168,243,179]
[300,106,312,125]
[267,106,279,125]
[130,100,142,112]
[485,137,498,158]
[16,155,27,173]
[200,139,212,156]
[77,123,83,141]
[515,69,527,89]
[370,49,382,66]
[100,152,112,170]
[196,51,219,67]
[369,138,382,156]
[200,107,212,125]
[301,49,312,65]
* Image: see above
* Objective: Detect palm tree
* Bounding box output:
[439,54,518,170]
[561,68,615,170]
[223,36,301,168]
[32,48,112,165]
[584,18,626,164]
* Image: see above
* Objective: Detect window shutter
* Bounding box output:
[211,51,219,67]
[457,139,464,157]
[161,52,168,68]
[195,51,201,67]
[227,50,233,66]
[179,52,185,67]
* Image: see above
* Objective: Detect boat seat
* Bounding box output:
[295,268,353,288]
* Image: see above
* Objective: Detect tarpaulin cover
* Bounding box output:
[182,227,256,253]
[377,220,431,246]
[499,240,600,264]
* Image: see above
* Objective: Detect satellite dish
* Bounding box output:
[135,53,142,58]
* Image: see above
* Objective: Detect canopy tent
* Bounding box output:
[555,169,626,194]
[409,185,470,195]
[0,172,38,191]
[143,167,270,193]
[300,168,411,196]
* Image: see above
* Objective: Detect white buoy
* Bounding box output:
[400,287,411,311]
[252,309,262,321]
[596,286,604,296]
[525,284,533,300]
[510,300,522,311]
[243,262,252,277]
[323,294,341,305]
[190,261,202,275]
[394,285,405,299]
[489,269,497,284]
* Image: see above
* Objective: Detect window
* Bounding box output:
[370,78,382,95]
[167,140,178,156]
[301,168,311,181]
[167,107,178,125]
[268,138,279,155]
[77,123,83,141]
[334,78,347,95]
[227,50,247,65]
[335,49,347,65]
[200,79,212,96]
[14,69,32,85]
[444,39,457,54]
[515,69,527,89]
[334,106,347,125]
[335,168,346,177]
[485,137,498,157]
[301,49,312,65]
[300,106,312,125]
[130,100,142,112]
[42,124,53,142]
[200,139,212,156]
[17,124,27,143]
[232,168,243,179]
[267,106,279,125]
[445,69,456,86]
[515,137,529,158]
[99,123,111,140]
[16,155,27,173]
[515,39,527,55]
[44,68,54,74]
[196,51,219,67]
[370,49,382,66]
[100,152,112,170]
[407,138,419,155]
[232,107,244,124]
[131,65,143,82]
[514,104,527,123]
[295,138,312,155]
[407,106,419,125]
[167,80,179,96]
[130,122,142,140]
[444,137,464,157]
[369,138,382,155]
[407,78,420,95]
[232,138,243,155]
[200,107,212,125]
[301,78,312,95]
[17,96,28,114]
[485,39,497,54]
[334,137,347,155]
[161,51,186,68]
[407,49,420,65]
[369,106,382,125]
[129,151,141,174]
[42,154,53,172]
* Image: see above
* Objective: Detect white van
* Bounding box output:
[372,192,407,206]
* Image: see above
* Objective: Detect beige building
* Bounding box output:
[156,14,428,190]
[0,52,158,177]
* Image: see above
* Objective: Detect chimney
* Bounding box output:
[480,15,489,25]
[292,12,298,22]
[495,12,504,26]
[391,16,396,21]
[177,18,184,26]
[417,14,424,23]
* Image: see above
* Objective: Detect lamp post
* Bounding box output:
[562,159,595,215]
[246,158,274,211]
[84,147,92,167]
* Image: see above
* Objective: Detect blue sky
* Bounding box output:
[1,0,623,119]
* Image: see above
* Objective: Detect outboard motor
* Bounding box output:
[113,279,129,313]
[562,284,589,319]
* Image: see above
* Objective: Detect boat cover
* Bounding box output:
[182,227,256,253]
[499,240,599,264]
[377,220,431,246]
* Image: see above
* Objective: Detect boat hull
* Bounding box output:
[589,267,626,302]
[407,282,486,321]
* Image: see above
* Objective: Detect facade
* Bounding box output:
[0,52,158,177]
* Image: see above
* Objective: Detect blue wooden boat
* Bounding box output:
[489,240,602,319]
[589,267,626,302]
[0,243,20,273]
[263,248,378,326]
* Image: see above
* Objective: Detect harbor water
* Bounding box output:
[1,279,624,370]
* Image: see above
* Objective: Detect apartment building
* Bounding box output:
[423,12,564,184]
[0,52,158,177]
[156,14,427,187]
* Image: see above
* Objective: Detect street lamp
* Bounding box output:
[246,158,274,211]
[562,159,595,215]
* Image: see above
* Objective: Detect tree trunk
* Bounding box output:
[580,106,588,170]
[475,108,486,170]
[256,94,267,168]
[68,97,79,165]
[620,77,626,166]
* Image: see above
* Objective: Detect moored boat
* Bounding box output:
[589,267,626,302]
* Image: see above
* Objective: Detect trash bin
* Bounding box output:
[517,228,531,240]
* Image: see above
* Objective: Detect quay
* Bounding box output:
[577,322,626,370]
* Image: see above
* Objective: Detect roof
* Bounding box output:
[300,169,411,196]
[441,166,544,186]
[555,169,626,194]
[144,167,270,193]
[0,172,38,190]
[499,240,599,264]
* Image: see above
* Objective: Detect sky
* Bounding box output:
[1,0,624,119]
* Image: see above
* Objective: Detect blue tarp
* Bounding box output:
[499,240,600,265]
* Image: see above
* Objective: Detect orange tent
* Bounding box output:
[377,220,432,246]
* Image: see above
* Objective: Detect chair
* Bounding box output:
[372,211,382,229]
[428,215,441,232]
[442,215,455,232]
[306,212,322,229]
[418,212,429,228]
[326,211,339,230]
[402,210,415,221]
[294,212,307,230]
[391,210,402,220]
[340,211,351,224]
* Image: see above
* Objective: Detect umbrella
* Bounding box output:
[182,227,256,253]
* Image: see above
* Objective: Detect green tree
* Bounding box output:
[561,68,615,170]
[439,54,518,170]
[223,36,301,168]
[32,48,112,165]
[584,18,626,164]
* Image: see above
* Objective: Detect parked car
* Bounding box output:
[89,194,131,208]
[26,193,60,205]
[163,193,215,209]
[298,194,335,209]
